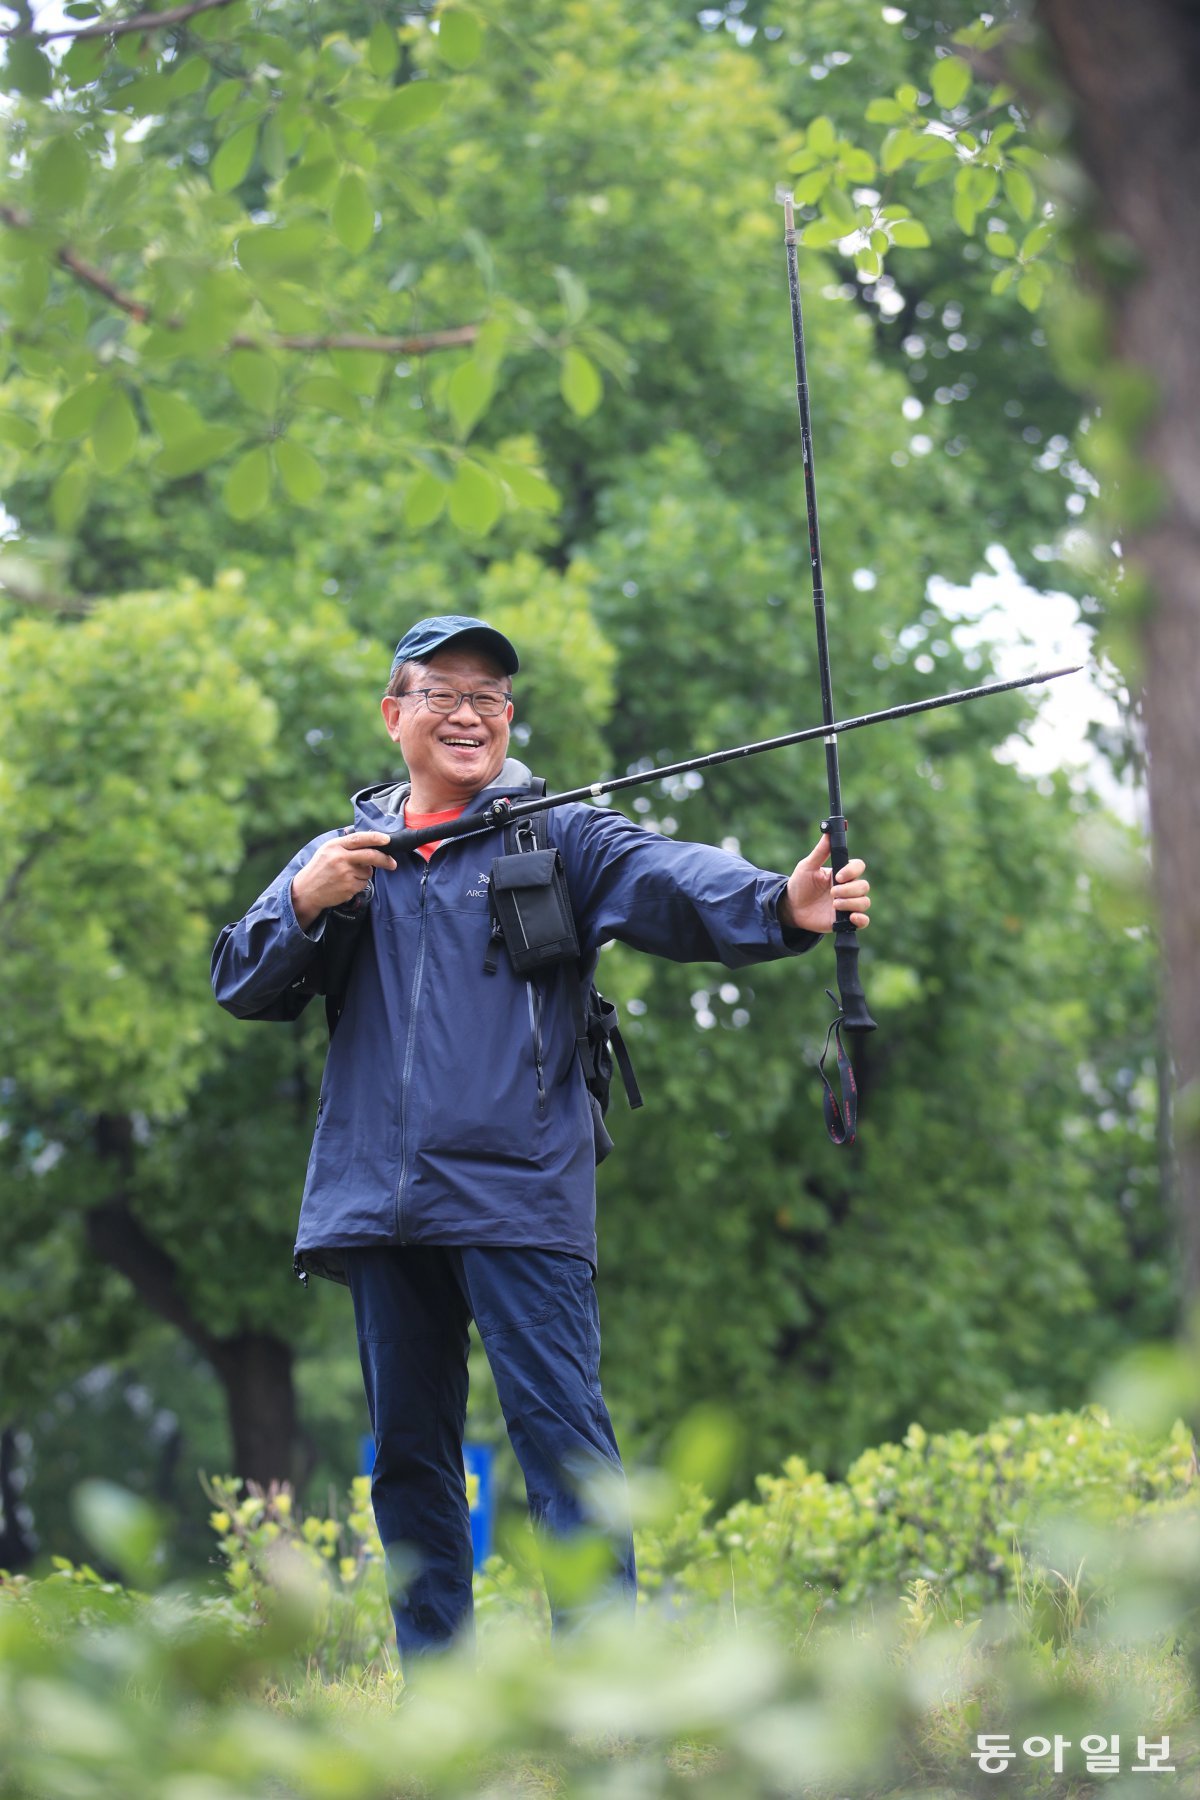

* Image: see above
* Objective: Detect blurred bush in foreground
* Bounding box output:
[0,1406,1197,1797]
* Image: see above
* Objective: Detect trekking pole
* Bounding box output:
[779,186,874,1053]
[381,663,1081,858]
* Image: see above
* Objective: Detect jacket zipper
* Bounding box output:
[526,980,546,1114]
[393,861,430,1241]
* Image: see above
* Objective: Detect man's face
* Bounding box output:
[381,646,513,807]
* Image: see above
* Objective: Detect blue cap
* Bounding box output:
[389,614,519,680]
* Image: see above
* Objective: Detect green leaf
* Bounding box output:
[5,252,50,330]
[73,1481,162,1589]
[60,38,107,87]
[91,389,139,474]
[792,170,828,206]
[806,115,835,156]
[236,222,326,280]
[896,83,920,110]
[120,71,171,116]
[33,136,89,212]
[437,9,484,70]
[404,469,449,529]
[4,40,54,99]
[330,348,384,398]
[448,358,496,438]
[229,349,280,414]
[448,459,501,534]
[490,457,559,512]
[991,266,1016,295]
[1017,273,1043,312]
[800,217,845,248]
[986,230,1016,257]
[260,112,287,180]
[223,445,271,520]
[51,379,109,442]
[841,147,877,183]
[375,79,449,133]
[210,121,259,193]
[273,438,326,503]
[143,389,206,444]
[0,413,39,450]
[51,462,90,530]
[1021,221,1053,258]
[283,156,339,203]
[206,77,243,118]
[156,426,242,478]
[560,347,602,419]
[368,20,400,77]
[953,189,976,235]
[168,57,208,100]
[1003,165,1036,222]
[865,98,907,124]
[554,264,589,326]
[881,127,922,174]
[855,247,881,279]
[931,55,971,110]
[890,219,931,248]
[332,171,374,254]
[822,184,855,226]
[870,229,889,255]
[293,376,360,421]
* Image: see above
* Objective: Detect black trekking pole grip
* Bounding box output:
[824,813,876,1032]
[383,798,515,858]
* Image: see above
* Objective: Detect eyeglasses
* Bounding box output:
[401,687,512,718]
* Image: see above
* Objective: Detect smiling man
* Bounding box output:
[212,613,871,1667]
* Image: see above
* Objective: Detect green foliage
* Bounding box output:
[0,0,1170,1546]
[639,1407,1199,1625]
[0,1412,1197,1799]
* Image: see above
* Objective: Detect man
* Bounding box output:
[212,614,870,1663]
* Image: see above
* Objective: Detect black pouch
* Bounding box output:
[486,846,580,976]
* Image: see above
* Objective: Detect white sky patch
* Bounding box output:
[928,545,1140,827]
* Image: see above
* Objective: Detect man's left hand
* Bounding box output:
[779,833,871,934]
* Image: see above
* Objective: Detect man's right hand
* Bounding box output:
[291,831,398,931]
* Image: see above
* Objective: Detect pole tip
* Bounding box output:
[775,184,795,233]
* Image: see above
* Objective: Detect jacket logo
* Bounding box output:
[466,870,490,898]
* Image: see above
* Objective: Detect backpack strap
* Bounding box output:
[510,791,642,1114]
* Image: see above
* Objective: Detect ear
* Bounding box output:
[381,694,403,741]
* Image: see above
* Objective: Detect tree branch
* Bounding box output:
[1,0,239,43]
[87,1113,226,1362]
[0,571,94,616]
[0,206,479,357]
[229,325,480,356]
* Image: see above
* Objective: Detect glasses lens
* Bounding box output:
[421,689,509,715]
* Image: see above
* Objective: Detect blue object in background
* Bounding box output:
[463,1440,494,1565]
[358,1434,494,1565]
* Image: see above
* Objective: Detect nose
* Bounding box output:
[448,693,484,721]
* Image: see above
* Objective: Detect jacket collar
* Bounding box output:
[352,757,538,826]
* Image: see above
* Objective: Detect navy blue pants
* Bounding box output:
[342,1244,637,1662]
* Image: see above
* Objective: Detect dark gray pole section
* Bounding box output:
[782,190,875,1031]
[383,664,1082,855]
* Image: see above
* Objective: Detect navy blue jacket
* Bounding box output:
[211,759,820,1284]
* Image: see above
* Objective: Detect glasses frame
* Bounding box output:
[399,686,513,718]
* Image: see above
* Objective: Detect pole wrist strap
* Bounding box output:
[818,993,858,1146]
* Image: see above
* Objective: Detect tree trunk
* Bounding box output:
[208,1332,303,1490]
[89,1113,306,1488]
[1035,0,1200,1295]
